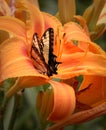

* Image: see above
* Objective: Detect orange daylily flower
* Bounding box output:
[0,0,75,123]
[47,69,106,129]
[0,0,106,125]
[47,18,106,130]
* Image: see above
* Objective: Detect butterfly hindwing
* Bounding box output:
[31,28,60,76]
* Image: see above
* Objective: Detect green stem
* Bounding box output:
[2,94,22,130]
[0,96,8,130]
[8,98,17,130]
[8,95,21,130]
[0,109,4,130]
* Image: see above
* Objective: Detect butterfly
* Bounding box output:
[31,28,61,77]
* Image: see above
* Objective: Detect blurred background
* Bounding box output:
[6,0,106,130]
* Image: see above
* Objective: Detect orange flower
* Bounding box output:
[47,64,106,130]
[46,17,106,130]
[0,0,76,123]
[0,0,105,126]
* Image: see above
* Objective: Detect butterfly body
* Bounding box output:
[31,28,60,77]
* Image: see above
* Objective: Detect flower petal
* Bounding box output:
[76,75,106,106]
[42,12,62,33]
[36,81,75,125]
[88,41,106,55]
[58,52,106,79]
[73,16,90,36]
[48,81,76,122]
[0,37,48,82]
[36,88,54,127]
[18,0,45,38]
[0,16,26,38]
[64,22,91,43]
[62,41,83,54]
[63,22,91,53]
[6,76,48,98]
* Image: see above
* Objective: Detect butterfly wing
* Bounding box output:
[31,33,48,75]
[41,28,60,76]
[40,28,51,63]
[31,28,60,76]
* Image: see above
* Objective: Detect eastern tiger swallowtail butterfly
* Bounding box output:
[31,28,61,77]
